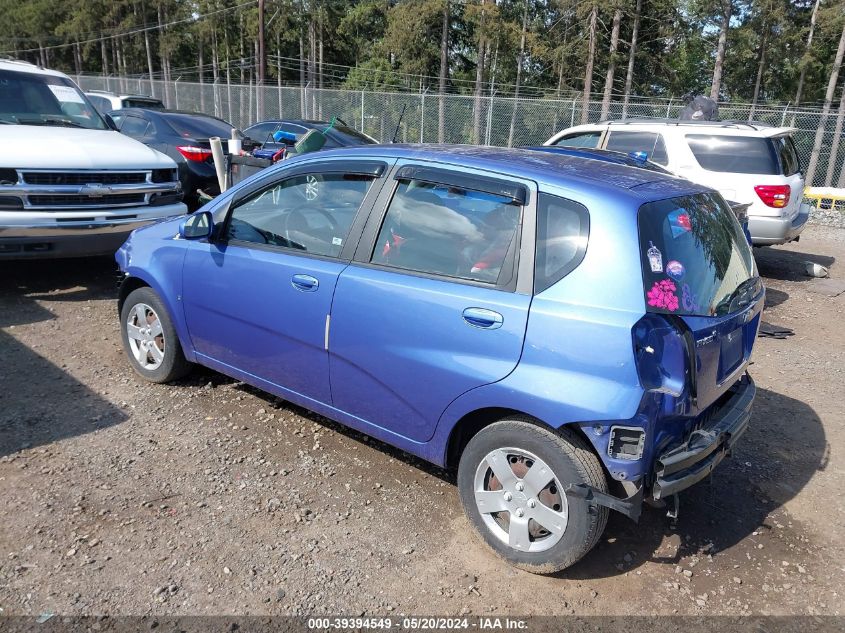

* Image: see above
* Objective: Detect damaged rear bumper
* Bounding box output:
[652,374,755,499]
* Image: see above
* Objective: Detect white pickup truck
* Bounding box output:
[0,59,186,258]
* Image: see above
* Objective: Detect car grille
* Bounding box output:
[20,172,148,185]
[28,194,147,207]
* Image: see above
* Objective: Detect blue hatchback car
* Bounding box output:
[116,145,763,573]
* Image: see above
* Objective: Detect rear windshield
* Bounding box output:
[686,134,780,175]
[325,124,377,146]
[164,113,241,139]
[122,97,164,109]
[638,193,756,317]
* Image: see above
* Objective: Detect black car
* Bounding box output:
[243,119,377,149]
[109,109,258,208]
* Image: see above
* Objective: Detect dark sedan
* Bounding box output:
[109,109,258,208]
[243,119,377,149]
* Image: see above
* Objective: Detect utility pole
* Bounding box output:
[258,0,266,120]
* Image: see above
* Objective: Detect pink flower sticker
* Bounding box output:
[646,279,679,312]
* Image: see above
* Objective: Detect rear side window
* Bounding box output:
[534,194,589,293]
[638,193,756,317]
[226,173,375,257]
[776,136,801,176]
[686,134,779,175]
[554,132,601,148]
[119,115,150,137]
[372,179,521,284]
[605,131,669,165]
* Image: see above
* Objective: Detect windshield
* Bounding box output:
[638,193,757,317]
[0,69,107,130]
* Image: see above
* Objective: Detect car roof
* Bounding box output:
[0,59,69,78]
[559,119,795,138]
[522,146,671,172]
[307,144,708,201]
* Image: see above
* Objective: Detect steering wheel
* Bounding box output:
[282,208,340,238]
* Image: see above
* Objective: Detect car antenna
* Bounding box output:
[391,104,407,143]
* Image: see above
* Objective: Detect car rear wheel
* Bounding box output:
[457,418,608,573]
[120,286,192,383]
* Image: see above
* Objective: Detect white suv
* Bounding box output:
[545,119,810,246]
[0,60,185,258]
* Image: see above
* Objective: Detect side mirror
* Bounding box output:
[179,211,213,240]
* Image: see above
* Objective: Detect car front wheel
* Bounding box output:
[120,286,192,383]
[457,418,608,573]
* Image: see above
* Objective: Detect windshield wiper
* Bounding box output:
[713,277,760,316]
[17,116,86,129]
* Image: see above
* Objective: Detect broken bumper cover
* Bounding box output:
[653,374,755,500]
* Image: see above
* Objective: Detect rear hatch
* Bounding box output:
[638,192,763,412]
[684,130,804,221]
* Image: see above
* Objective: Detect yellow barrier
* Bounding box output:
[804,187,845,212]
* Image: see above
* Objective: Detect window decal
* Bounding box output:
[646,279,679,312]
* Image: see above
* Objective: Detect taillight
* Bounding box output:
[176,146,213,162]
[632,314,690,397]
[754,184,790,208]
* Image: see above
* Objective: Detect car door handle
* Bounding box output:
[462,307,503,329]
[291,274,319,292]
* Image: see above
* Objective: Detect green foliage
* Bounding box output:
[0,0,839,105]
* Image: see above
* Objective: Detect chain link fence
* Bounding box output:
[76,75,845,189]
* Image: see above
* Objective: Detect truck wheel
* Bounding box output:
[457,418,609,573]
[120,286,192,383]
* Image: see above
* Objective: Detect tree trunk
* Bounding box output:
[318,6,324,119]
[100,39,110,91]
[212,26,220,117]
[472,0,488,144]
[749,25,768,119]
[622,0,642,118]
[299,27,306,117]
[806,22,845,186]
[438,1,449,143]
[709,0,731,101]
[600,8,622,120]
[277,33,283,118]
[143,2,155,96]
[825,82,845,186]
[795,0,821,106]
[199,36,206,113]
[73,42,82,77]
[580,5,597,124]
[507,1,529,146]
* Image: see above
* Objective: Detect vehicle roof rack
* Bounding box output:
[600,118,775,131]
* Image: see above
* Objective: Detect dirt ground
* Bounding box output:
[0,225,843,618]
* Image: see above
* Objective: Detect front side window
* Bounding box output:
[535,194,589,293]
[0,69,107,129]
[686,134,779,175]
[372,178,522,283]
[226,172,376,257]
[554,132,601,148]
[605,131,669,165]
[638,193,757,317]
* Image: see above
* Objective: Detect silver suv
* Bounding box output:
[546,119,810,246]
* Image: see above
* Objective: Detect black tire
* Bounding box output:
[120,286,192,384]
[457,417,609,574]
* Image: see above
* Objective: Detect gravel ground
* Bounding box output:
[1,224,843,617]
